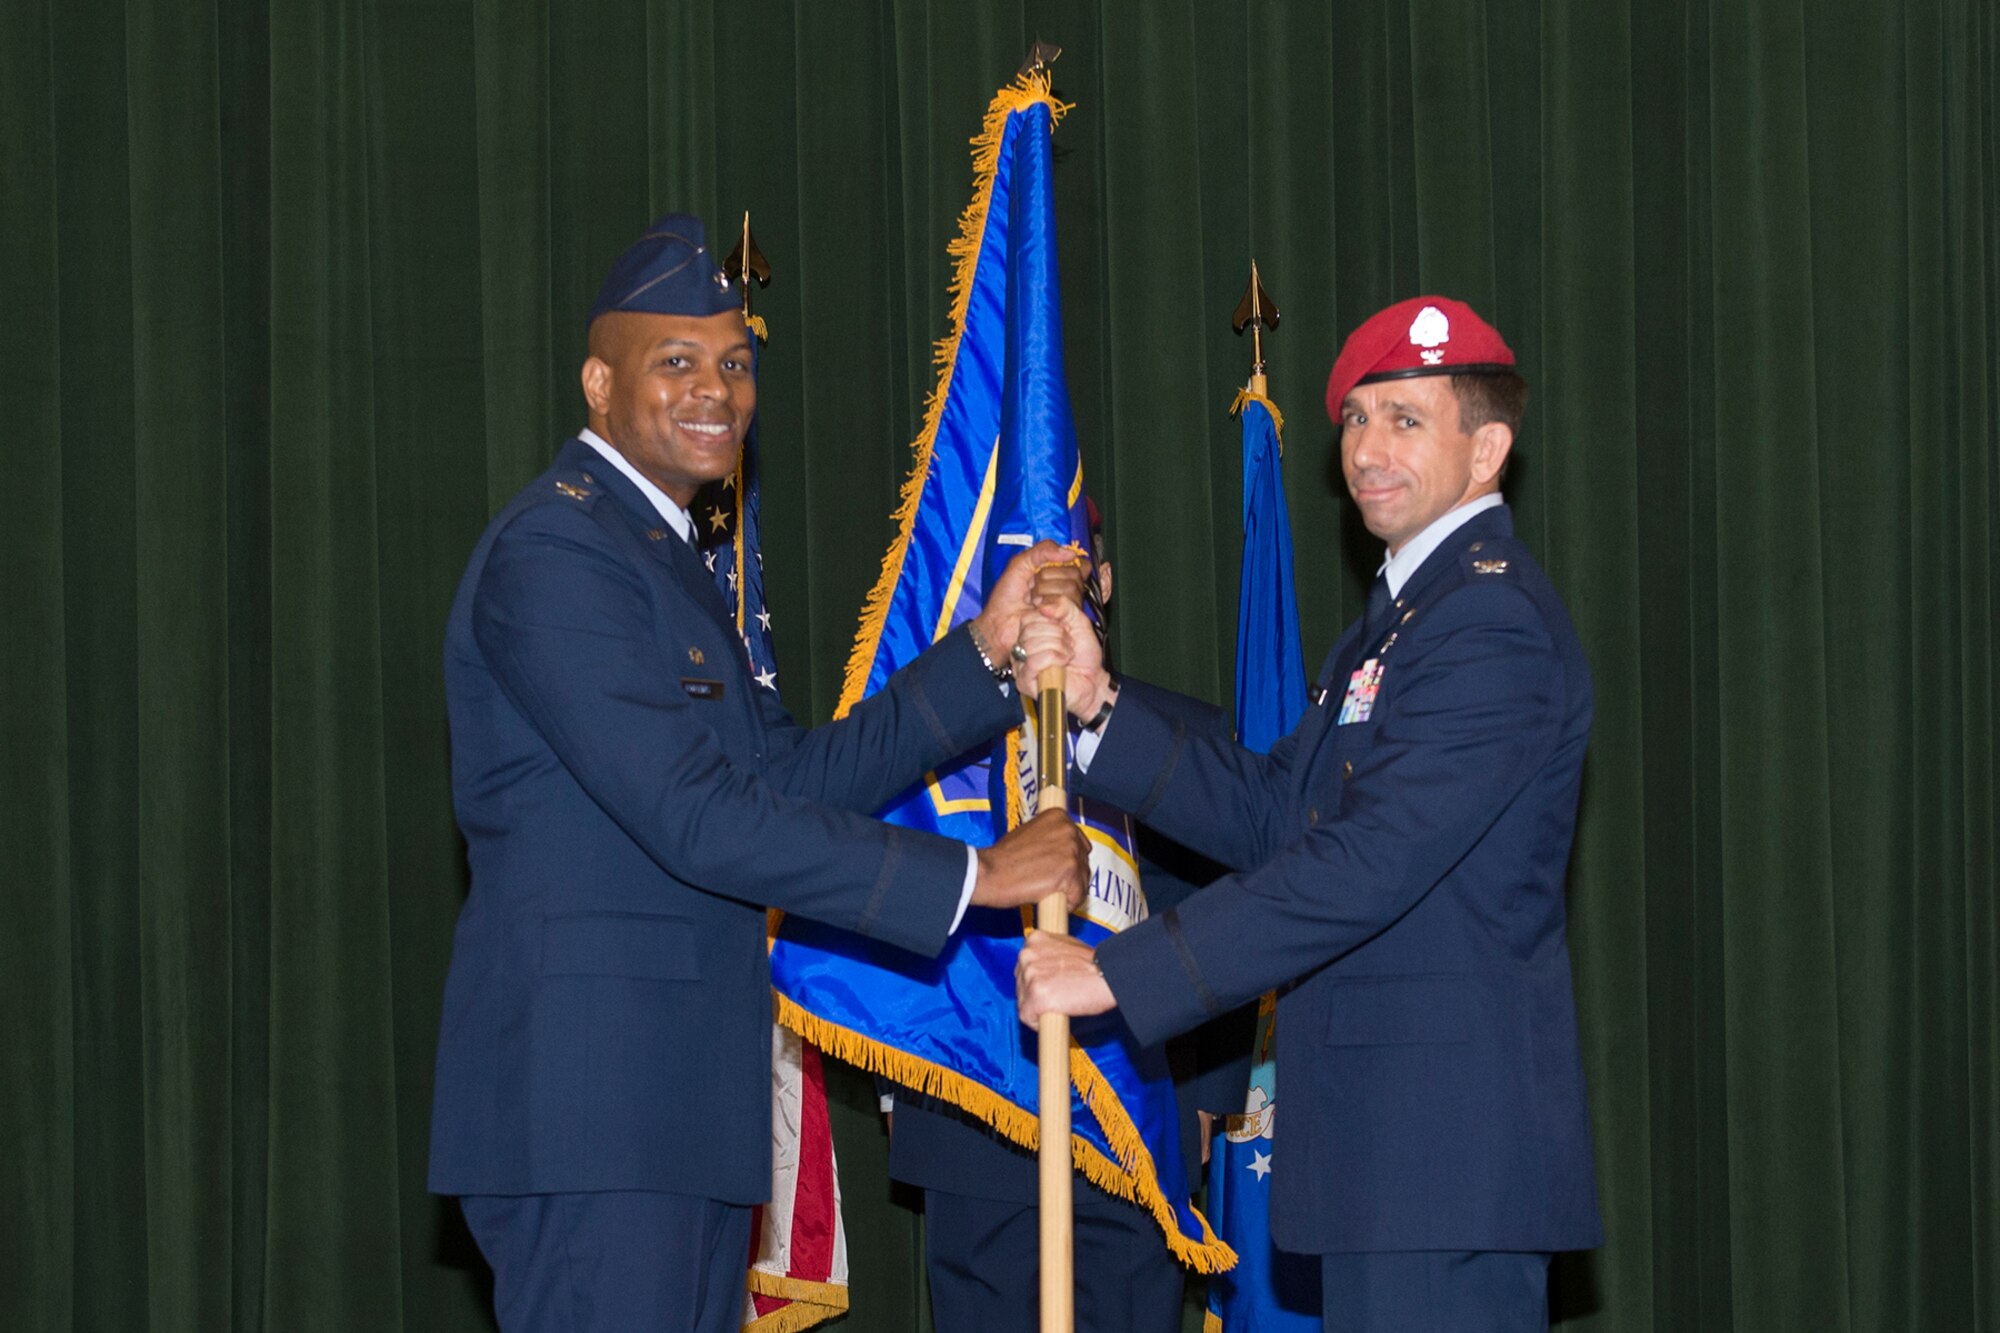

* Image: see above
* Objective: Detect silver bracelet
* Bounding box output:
[964,621,1012,683]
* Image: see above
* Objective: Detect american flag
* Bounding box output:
[694,423,778,694]
[695,367,851,1332]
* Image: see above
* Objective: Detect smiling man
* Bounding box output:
[430,213,1089,1332]
[1018,297,1603,1332]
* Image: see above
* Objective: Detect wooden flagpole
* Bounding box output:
[1013,38,1074,1329]
[1034,664,1074,1333]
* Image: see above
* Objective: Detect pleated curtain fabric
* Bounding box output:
[1,2,1995,1330]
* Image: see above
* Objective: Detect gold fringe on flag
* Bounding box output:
[743,1272,847,1333]
[1227,387,1286,440]
[774,993,1234,1273]
[834,70,1073,719]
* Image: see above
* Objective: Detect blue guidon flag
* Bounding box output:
[767,70,1233,1275]
[1203,389,1320,1330]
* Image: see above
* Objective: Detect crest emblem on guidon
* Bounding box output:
[1409,305,1451,365]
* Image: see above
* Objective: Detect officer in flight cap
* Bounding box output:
[430,211,1090,1333]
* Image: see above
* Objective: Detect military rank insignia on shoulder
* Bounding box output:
[1461,539,1511,577]
[554,480,594,502]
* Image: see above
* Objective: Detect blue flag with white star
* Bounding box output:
[1202,392,1320,1331]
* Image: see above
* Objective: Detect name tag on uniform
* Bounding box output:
[681,678,725,701]
[1336,659,1383,725]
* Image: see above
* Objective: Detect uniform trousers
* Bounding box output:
[1319,1249,1550,1332]
[923,1182,1185,1333]
[460,1190,752,1333]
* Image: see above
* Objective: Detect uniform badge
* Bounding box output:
[1409,305,1450,366]
[554,480,591,501]
[1337,657,1385,725]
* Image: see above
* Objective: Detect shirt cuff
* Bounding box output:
[1073,708,1113,772]
[951,846,979,932]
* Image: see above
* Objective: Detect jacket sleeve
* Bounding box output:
[1073,674,1303,872]
[1095,580,1567,1045]
[472,501,966,957]
[750,628,1021,814]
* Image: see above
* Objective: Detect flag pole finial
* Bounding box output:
[1232,260,1280,396]
[1017,38,1062,79]
[724,210,771,343]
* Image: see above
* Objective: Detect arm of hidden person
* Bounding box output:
[748,627,1019,814]
[472,503,964,958]
[1073,673,1303,872]
[1096,581,1570,1046]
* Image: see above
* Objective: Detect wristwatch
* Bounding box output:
[1081,674,1120,733]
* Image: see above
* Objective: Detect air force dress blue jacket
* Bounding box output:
[1078,505,1603,1256]
[430,438,1018,1205]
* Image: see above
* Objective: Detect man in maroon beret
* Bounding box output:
[1020,297,1603,1330]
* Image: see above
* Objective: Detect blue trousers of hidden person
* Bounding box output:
[922,1182,1186,1333]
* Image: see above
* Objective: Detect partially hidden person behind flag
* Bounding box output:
[428,209,1091,1333]
[1019,296,1603,1333]
[886,496,1230,1333]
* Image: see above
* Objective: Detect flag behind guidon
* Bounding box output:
[694,336,850,1333]
[1203,391,1319,1330]
[766,71,1231,1274]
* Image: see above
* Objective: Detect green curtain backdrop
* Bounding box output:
[3,1,1995,1329]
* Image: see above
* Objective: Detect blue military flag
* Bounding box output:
[767,71,1232,1274]
[1203,391,1321,1330]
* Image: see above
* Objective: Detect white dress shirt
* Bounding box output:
[1380,491,1504,596]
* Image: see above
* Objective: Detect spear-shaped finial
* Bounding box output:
[1017,37,1062,79]
[723,211,771,343]
[1232,260,1280,396]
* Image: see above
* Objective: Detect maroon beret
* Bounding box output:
[1324,296,1514,422]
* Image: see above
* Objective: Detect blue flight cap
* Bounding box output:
[587,212,739,328]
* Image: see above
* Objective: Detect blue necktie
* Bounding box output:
[1360,571,1394,646]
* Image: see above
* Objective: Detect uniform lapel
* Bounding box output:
[661,527,738,633]
[557,437,738,636]
[1291,503,1516,785]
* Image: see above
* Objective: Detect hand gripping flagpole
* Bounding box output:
[1034,657,1074,1332]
